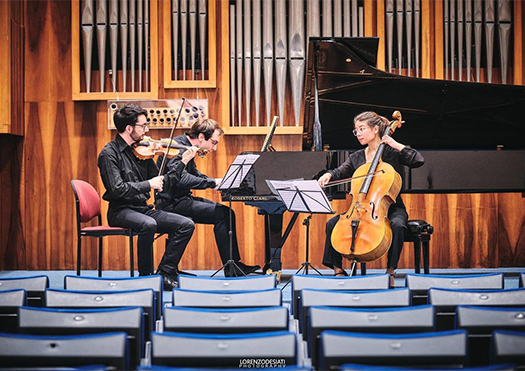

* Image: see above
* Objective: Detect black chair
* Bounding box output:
[429,287,525,331]
[172,288,282,308]
[407,273,504,306]
[319,329,468,369]
[299,288,411,338]
[164,306,289,334]
[405,219,434,274]
[18,306,144,368]
[456,305,525,366]
[64,274,163,320]
[0,275,49,307]
[291,274,390,319]
[151,331,297,368]
[492,330,525,367]
[0,289,26,332]
[359,220,433,276]
[0,331,129,369]
[308,305,436,367]
[45,288,156,340]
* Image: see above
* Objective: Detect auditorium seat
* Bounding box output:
[407,273,504,305]
[0,331,129,369]
[17,306,144,368]
[456,305,525,366]
[299,288,411,337]
[45,288,155,339]
[318,329,468,370]
[0,275,49,307]
[307,305,435,367]
[151,331,297,368]
[0,289,26,332]
[291,274,390,318]
[64,274,163,320]
[520,273,525,288]
[164,306,289,334]
[492,330,525,366]
[172,288,282,308]
[137,366,313,371]
[339,363,516,370]
[177,274,276,291]
[429,287,525,330]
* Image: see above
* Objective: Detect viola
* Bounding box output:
[133,136,207,160]
[330,111,404,263]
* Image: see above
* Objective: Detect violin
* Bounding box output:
[330,111,404,263]
[133,136,207,160]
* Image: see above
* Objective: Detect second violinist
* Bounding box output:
[317,111,425,284]
[155,119,260,277]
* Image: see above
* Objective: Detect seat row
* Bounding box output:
[1,320,524,370]
[1,272,525,370]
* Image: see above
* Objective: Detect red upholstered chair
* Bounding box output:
[71,179,134,277]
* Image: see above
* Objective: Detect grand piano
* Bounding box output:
[222,37,525,273]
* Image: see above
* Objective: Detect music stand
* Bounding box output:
[212,154,260,277]
[267,179,334,284]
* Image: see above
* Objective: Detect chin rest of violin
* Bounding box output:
[358,219,434,276]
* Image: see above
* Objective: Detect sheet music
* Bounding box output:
[265,178,303,195]
[267,179,333,214]
[218,154,260,190]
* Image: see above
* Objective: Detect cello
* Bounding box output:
[330,111,404,264]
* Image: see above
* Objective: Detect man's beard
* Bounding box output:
[130,128,143,143]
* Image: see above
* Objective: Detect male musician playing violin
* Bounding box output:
[98,103,198,290]
[318,111,425,284]
[155,119,260,277]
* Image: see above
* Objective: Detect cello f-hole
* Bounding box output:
[370,201,378,220]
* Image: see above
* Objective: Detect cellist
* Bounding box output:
[317,111,425,283]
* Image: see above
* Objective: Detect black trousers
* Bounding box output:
[322,206,408,270]
[108,206,195,276]
[161,196,241,264]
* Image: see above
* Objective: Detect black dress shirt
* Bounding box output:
[155,134,216,205]
[98,134,184,210]
[328,146,425,209]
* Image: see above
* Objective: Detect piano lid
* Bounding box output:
[303,37,525,151]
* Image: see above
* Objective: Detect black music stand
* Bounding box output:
[212,154,260,277]
[267,180,334,284]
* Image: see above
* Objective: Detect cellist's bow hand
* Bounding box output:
[182,146,199,164]
[318,172,333,188]
[381,135,405,152]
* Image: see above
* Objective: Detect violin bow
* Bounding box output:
[157,98,186,176]
[324,170,386,188]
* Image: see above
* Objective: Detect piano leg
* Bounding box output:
[263,212,300,272]
[264,214,283,271]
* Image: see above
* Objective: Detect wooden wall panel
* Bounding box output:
[0,0,524,273]
[23,103,48,269]
[0,135,24,270]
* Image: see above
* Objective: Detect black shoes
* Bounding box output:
[224,262,261,277]
[155,269,178,290]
